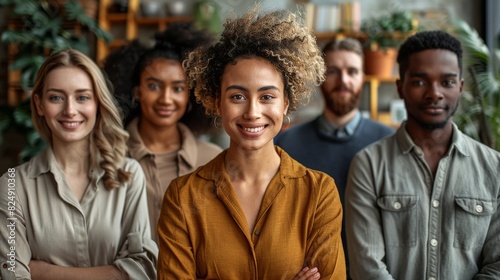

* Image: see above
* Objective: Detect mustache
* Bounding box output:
[332,85,355,94]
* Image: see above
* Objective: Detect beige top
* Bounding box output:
[127,117,223,242]
[0,148,158,280]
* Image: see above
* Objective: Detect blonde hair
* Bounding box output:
[184,5,325,116]
[31,49,132,189]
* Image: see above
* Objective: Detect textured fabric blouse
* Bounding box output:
[157,147,346,279]
[126,117,222,242]
[0,148,158,280]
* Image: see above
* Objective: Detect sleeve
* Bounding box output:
[157,179,196,280]
[113,160,158,280]
[345,152,395,280]
[0,169,32,280]
[304,173,346,279]
[474,196,500,279]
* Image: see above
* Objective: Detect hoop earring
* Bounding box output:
[282,114,291,129]
[213,115,222,129]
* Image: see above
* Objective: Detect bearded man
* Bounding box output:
[274,37,394,278]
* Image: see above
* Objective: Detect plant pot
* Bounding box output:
[364,48,397,78]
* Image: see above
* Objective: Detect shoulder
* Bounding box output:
[195,138,223,157]
[359,118,396,135]
[275,118,317,143]
[279,147,335,187]
[121,157,147,184]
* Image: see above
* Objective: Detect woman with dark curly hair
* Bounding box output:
[157,6,346,280]
[103,22,223,243]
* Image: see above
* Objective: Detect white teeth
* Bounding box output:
[62,122,80,127]
[243,126,264,133]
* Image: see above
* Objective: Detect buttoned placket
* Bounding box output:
[428,155,449,279]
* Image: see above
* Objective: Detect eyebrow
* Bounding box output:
[408,72,459,78]
[46,88,93,93]
[225,85,281,92]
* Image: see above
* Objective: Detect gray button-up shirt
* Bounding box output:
[346,122,500,280]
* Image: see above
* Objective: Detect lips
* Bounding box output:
[59,121,82,129]
[155,108,175,116]
[242,126,265,133]
[422,105,446,114]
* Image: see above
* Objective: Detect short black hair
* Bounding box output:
[397,30,463,79]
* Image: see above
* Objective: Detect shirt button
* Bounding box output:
[393,202,401,210]
[430,239,438,247]
[429,277,436,280]
[432,200,440,208]
[254,230,260,236]
[475,205,483,213]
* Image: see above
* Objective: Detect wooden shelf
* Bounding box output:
[96,0,194,64]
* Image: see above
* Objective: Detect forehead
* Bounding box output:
[406,49,459,74]
[324,50,363,68]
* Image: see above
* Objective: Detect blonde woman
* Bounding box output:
[0,49,157,279]
[157,6,346,280]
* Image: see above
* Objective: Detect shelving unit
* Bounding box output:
[364,75,399,127]
[97,0,193,64]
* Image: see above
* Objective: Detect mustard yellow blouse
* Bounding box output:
[157,147,346,279]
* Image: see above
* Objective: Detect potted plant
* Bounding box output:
[450,20,500,151]
[0,0,112,163]
[361,10,417,77]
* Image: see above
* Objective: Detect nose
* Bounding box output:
[244,99,262,120]
[158,88,173,104]
[63,99,77,116]
[426,82,444,101]
[340,71,349,85]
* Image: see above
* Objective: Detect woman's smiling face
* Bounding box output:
[219,57,289,151]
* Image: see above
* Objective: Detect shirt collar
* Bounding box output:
[126,117,198,169]
[27,146,105,180]
[318,110,361,138]
[197,146,308,183]
[396,121,469,157]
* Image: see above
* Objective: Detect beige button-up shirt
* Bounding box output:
[127,117,222,242]
[0,148,158,280]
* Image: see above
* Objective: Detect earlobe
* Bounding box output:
[33,94,44,116]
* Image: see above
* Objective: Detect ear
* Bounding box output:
[396,79,404,99]
[33,94,44,116]
[284,97,289,116]
[134,87,141,100]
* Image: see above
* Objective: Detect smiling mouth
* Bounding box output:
[241,125,265,133]
[60,121,82,128]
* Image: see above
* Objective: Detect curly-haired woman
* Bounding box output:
[157,6,346,280]
[0,49,157,279]
[103,22,223,243]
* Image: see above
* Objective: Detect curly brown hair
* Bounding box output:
[184,5,325,116]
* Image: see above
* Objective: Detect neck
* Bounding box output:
[139,120,181,153]
[323,109,357,127]
[224,143,281,184]
[51,139,90,175]
[406,120,454,153]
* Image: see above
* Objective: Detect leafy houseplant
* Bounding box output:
[1,0,111,90]
[361,11,417,77]
[451,20,500,151]
[0,0,112,163]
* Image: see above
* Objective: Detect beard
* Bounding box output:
[408,99,460,131]
[323,85,361,117]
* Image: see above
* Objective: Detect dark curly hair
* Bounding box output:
[103,21,216,134]
[397,30,463,79]
[184,6,325,117]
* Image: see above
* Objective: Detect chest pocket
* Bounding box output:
[377,195,418,247]
[454,197,497,249]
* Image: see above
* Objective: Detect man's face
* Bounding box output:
[396,49,463,130]
[320,50,364,117]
